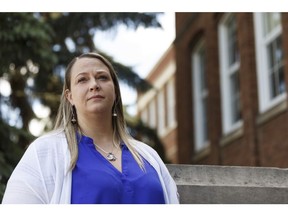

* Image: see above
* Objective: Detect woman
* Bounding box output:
[2,53,179,204]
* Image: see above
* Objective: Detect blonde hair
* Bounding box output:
[54,53,143,170]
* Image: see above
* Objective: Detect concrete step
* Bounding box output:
[166,164,288,204]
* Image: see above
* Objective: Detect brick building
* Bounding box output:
[137,12,288,168]
[175,12,288,167]
[137,45,178,163]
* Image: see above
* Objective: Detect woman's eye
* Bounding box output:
[98,76,108,81]
[77,77,87,83]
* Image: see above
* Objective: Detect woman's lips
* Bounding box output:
[88,95,104,100]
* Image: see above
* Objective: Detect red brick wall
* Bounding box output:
[161,128,178,163]
[257,112,288,167]
[147,47,174,83]
[175,12,288,168]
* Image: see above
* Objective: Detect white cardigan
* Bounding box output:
[2,130,179,204]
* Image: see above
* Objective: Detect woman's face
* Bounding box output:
[65,57,116,118]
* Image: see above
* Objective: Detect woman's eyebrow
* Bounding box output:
[75,72,88,77]
[75,70,109,77]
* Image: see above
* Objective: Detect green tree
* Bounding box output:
[0,12,167,202]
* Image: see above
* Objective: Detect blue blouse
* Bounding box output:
[71,135,165,204]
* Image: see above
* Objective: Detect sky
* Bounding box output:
[93,12,175,114]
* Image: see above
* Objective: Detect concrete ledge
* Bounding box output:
[166,164,288,204]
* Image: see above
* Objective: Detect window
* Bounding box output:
[157,88,165,135]
[167,77,176,128]
[148,99,157,129]
[218,13,242,134]
[140,108,148,125]
[192,41,209,152]
[254,13,285,113]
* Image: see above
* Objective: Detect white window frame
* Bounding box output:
[140,108,148,125]
[192,40,209,152]
[148,99,157,129]
[254,12,286,113]
[157,88,165,135]
[167,77,176,129]
[218,13,243,135]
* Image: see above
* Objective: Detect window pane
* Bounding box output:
[157,89,165,134]
[269,72,277,99]
[199,47,208,144]
[267,35,285,99]
[278,66,286,94]
[230,71,241,123]
[267,42,274,70]
[148,100,156,128]
[276,37,285,95]
[275,36,283,64]
[263,13,281,36]
[201,97,208,143]
[193,42,209,150]
[227,16,239,66]
[199,47,206,91]
[167,78,175,127]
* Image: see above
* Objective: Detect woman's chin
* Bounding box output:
[86,107,112,116]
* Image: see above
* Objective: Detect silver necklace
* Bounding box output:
[79,129,118,162]
[94,143,118,162]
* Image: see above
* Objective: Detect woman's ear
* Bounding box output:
[65,89,73,105]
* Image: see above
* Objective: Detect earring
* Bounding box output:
[112,111,117,117]
[71,105,77,124]
[112,104,117,117]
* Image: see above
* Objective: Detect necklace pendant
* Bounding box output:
[107,153,116,161]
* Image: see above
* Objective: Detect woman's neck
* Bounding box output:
[77,113,114,145]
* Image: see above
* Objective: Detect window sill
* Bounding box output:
[220,126,244,147]
[257,99,287,126]
[192,143,211,162]
[159,121,177,138]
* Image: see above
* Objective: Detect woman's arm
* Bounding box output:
[2,142,49,204]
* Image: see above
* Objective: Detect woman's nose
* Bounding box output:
[90,80,100,91]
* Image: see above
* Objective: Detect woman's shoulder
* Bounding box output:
[38,129,66,139]
[129,138,160,158]
[129,138,152,149]
[29,129,67,151]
